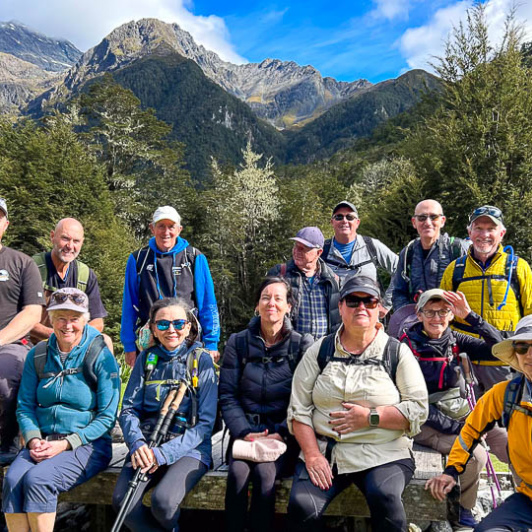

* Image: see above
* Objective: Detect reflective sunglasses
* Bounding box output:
[343,295,379,309]
[469,206,503,223]
[155,319,189,331]
[420,309,451,318]
[512,342,532,355]
[332,213,358,221]
[50,292,87,306]
[413,214,442,222]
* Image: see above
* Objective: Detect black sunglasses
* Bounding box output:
[50,292,87,306]
[512,342,532,356]
[332,213,358,221]
[413,214,443,222]
[469,206,503,223]
[343,295,379,309]
[155,319,189,331]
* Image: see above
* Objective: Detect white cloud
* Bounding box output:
[370,0,412,21]
[399,0,532,72]
[0,0,247,63]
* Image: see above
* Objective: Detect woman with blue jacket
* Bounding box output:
[113,297,218,531]
[2,287,120,532]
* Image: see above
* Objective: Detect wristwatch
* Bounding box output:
[368,408,380,427]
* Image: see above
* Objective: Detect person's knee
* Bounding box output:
[151,489,180,528]
[22,467,54,498]
[288,485,321,524]
[252,463,277,496]
[365,481,402,513]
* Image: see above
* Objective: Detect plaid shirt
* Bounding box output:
[295,272,329,340]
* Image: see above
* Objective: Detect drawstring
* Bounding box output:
[497,245,515,310]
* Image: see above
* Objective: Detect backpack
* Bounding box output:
[33,335,106,392]
[451,253,521,312]
[323,236,378,271]
[33,252,90,293]
[316,333,400,382]
[133,245,199,281]
[235,332,302,373]
[501,374,532,428]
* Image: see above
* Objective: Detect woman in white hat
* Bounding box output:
[426,314,532,531]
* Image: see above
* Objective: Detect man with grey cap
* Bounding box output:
[426,314,532,532]
[268,227,340,339]
[0,197,44,463]
[322,200,398,312]
[441,205,532,391]
[121,206,220,366]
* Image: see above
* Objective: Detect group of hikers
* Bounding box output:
[0,195,531,532]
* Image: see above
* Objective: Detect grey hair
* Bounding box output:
[48,309,91,323]
[467,220,506,232]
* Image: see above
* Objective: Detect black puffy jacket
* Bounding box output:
[219,316,313,440]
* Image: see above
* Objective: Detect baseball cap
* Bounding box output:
[0,197,8,218]
[332,201,358,217]
[290,227,324,249]
[152,206,181,225]
[416,289,452,312]
[340,275,381,300]
[47,287,89,313]
[468,205,503,226]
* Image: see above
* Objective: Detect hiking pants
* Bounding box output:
[112,455,207,531]
[288,457,415,532]
[474,492,532,531]
[2,438,111,513]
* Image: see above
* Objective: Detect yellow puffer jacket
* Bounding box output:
[444,378,532,502]
[441,246,532,363]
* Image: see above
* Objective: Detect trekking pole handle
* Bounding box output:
[459,353,474,385]
[149,388,178,445]
[159,382,188,440]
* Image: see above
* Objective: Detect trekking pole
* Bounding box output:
[111,382,188,532]
[459,354,501,506]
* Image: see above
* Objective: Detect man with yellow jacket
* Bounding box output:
[426,315,532,531]
[440,205,532,391]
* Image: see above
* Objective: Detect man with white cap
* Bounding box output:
[121,206,220,365]
[322,200,398,311]
[268,227,341,339]
[426,314,532,532]
[0,197,44,463]
[440,205,532,391]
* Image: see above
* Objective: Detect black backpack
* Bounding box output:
[33,335,106,392]
[316,333,401,382]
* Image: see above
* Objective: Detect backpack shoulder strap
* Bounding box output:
[33,340,49,379]
[383,337,401,383]
[33,252,48,285]
[322,240,332,258]
[502,375,525,427]
[235,331,250,366]
[134,246,152,277]
[75,260,90,292]
[506,255,522,310]
[362,236,378,264]
[317,334,336,373]
[187,346,207,390]
[452,255,467,292]
[401,239,417,283]
[280,263,287,277]
[286,334,303,373]
[82,335,107,391]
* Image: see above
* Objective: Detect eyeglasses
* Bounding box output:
[50,292,87,306]
[413,214,443,222]
[155,319,189,331]
[512,342,532,355]
[469,206,503,223]
[343,295,379,309]
[420,309,451,318]
[332,213,358,221]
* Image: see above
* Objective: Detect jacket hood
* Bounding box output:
[148,236,189,256]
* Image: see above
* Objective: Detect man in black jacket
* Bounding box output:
[268,227,340,340]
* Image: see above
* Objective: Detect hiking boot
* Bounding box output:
[458,506,477,528]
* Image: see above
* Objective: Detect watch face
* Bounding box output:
[369,411,380,427]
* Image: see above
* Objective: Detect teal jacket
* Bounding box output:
[17,325,121,450]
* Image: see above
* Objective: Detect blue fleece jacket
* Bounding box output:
[120,237,220,352]
[17,325,121,450]
[119,342,218,467]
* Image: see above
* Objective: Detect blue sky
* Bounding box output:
[2,0,531,83]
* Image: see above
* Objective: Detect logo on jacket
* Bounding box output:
[172,266,182,276]
[146,264,154,272]
[0,269,9,282]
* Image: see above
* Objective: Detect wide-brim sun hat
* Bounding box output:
[492,315,532,372]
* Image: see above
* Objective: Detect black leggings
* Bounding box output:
[288,458,415,532]
[112,455,207,531]
[474,492,532,532]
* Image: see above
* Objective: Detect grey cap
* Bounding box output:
[468,205,504,226]
[290,227,324,249]
[47,287,89,313]
[416,289,452,312]
[332,201,358,217]
[0,197,7,218]
[340,275,381,300]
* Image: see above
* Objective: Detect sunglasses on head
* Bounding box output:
[469,206,503,223]
[332,213,358,221]
[413,214,442,222]
[50,292,87,306]
[343,295,379,309]
[512,342,532,355]
[155,319,189,331]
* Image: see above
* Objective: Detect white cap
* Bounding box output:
[152,206,181,225]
